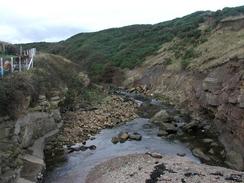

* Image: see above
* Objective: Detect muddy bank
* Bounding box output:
[86,153,244,183]
[44,95,138,169]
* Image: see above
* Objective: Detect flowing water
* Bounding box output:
[44,93,200,183]
[45,121,200,182]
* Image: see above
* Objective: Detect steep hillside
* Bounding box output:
[22,6,244,81]
[125,15,244,170]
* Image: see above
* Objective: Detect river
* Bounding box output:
[44,93,201,183]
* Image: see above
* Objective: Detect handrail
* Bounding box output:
[0,48,36,77]
[27,57,33,70]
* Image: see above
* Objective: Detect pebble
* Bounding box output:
[145,152,163,159]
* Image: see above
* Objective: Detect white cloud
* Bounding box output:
[0,0,243,43]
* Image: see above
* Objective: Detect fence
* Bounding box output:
[0,48,36,78]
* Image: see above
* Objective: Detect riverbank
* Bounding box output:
[44,91,244,183]
[44,95,138,169]
[86,153,244,183]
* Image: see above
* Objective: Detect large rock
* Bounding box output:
[202,77,222,92]
[192,148,210,162]
[129,133,142,141]
[160,123,177,134]
[150,110,172,124]
[111,136,120,144]
[183,120,200,131]
[225,150,244,171]
[238,94,244,108]
[52,109,62,123]
[157,130,168,137]
[205,93,219,106]
[15,112,57,148]
[118,132,129,143]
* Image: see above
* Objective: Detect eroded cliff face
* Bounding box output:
[0,93,63,183]
[127,56,244,171]
[125,20,244,170]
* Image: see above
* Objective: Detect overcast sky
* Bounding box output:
[0,0,243,43]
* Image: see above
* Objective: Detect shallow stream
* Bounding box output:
[45,118,200,183]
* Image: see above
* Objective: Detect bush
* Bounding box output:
[181,59,191,70]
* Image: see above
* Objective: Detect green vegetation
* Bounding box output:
[0,54,82,118]
[22,6,244,80]
[0,42,18,56]
[212,6,244,24]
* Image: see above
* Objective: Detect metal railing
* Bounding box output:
[0,48,36,78]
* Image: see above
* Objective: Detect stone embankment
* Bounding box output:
[0,91,63,183]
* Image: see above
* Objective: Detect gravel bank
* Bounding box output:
[44,95,138,167]
[86,154,244,183]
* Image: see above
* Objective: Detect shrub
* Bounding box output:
[181,59,191,70]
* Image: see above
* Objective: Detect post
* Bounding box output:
[26,58,28,69]
[2,44,5,54]
[1,58,4,78]
[19,57,22,72]
[10,57,14,73]
[31,57,34,68]
[20,46,22,56]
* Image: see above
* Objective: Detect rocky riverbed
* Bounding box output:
[43,91,244,183]
[44,95,138,169]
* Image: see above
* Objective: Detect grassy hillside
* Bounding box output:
[0,53,83,118]
[22,6,244,81]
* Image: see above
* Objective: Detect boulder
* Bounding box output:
[150,110,172,124]
[50,96,60,102]
[145,152,163,159]
[111,136,119,144]
[210,142,219,147]
[157,130,168,137]
[202,138,214,144]
[206,93,219,106]
[208,148,214,155]
[15,112,57,148]
[160,123,177,134]
[238,94,244,108]
[192,148,210,161]
[38,95,46,101]
[88,145,96,150]
[129,133,142,141]
[183,120,199,131]
[202,77,222,92]
[225,150,244,171]
[176,130,184,136]
[52,109,62,123]
[118,132,129,143]
[177,153,186,157]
